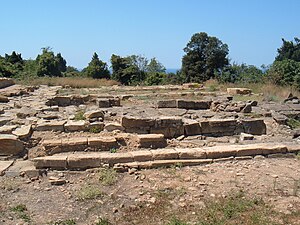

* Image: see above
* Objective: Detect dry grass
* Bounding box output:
[17,77,120,88]
[204,79,300,102]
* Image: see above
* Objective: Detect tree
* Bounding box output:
[111,54,140,85]
[129,55,148,82]
[182,32,229,83]
[267,59,300,88]
[146,58,166,73]
[84,53,110,79]
[276,38,300,62]
[219,63,264,84]
[36,47,67,77]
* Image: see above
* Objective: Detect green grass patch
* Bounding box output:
[74,110,85,121]
[51,219,76,225]
[287,118,300,129]
[77,185,104,201]
[95,218,112,225]
[97,168,118,186]
[10,204,31,222]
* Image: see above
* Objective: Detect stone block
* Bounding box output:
[33,155,68,169]
[183,119,201,136]
[157,100,177,108]
[88,137,118,150]
[200,119,238,136]
[0,134,24,156]
[241,119,266,135]
[136,134,167,148]
[64,120,89,132]
[12,125,32,140]
[175,148,206,159]
[36,120,66,132]
[0,78,14,89]
[67,153,102,169]
[131,150,153,161]
[150,148,179,160]
[227,88,252,95]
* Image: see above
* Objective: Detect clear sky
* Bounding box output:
[1,0,299,69]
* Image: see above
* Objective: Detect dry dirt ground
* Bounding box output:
[0,157,300,225]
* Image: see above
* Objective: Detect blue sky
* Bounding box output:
[1,0,299,69]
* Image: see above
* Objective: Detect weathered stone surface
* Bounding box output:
[109,98,121,107]
[204,145,237,158]
[97,99,110,108]
[157,100,177,108]
[104,122,125,132]
[100,152,133,165]
[12,125,33,140]
[239,133,254,141]
[42,139,62,154]
[36,120,66,132]
[241,119,266,135]
[200,119,238,136]
[150,149,179,160]
[0,134,24,156]
[63,137,88,151]
[0,78,14,89]
[130,150,153,161]
[88,137,118,150]
[177,100,211,110]
[67,153,102,169]
[182,83,202,88]
[34,155,68,169]
[150,117,184,138]
[122,116,155,133]
[0,160,14,176]
[0,125,17,134]
[236,143,287,156]
[0,95,9,103]
[46,96,71,106]
[227,88,252,95]
[241,104,252,113]
[136,134,167,148]
[175,148,206,159]
[84,110,104,120]
[183,119,201,136]
[64,120,89,132]
[273,114,288,125]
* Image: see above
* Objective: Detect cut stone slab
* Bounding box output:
[241,119,266,135]
[122,116,155,129]
[0,95,9,103]
[130,150,153,161]
[200,119,238,136]
[204,145,238,159]
[42,139,63,155]
[88,137,118,150]
[104,122,125,132]
[67,153,102,169]
[84,110,104,120]
[0,160,14,176]
[0,134,24,156]
[35,120,66,132]
[150,148,179,160]
[136,134,167,148]
[33,154,68,169]
[97,99,110,108]
[0,78,14,89]
[183,119,201,136]
[12,125,32,140]
[100,152,134,165]
[0,125,17,134]
[157,100,177,108]
[64,120,89,132]
[62,137,88,151]
[235,143,287,156]
[227,88,252,95]
[88,122,104,132]
[175,148,206,159]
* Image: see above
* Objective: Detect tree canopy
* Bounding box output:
[83,52,110,79]
[276,38,300,62]
[182,32,229,83]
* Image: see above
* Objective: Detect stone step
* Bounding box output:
[33,142,300,170]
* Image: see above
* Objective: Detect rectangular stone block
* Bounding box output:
[136,134,167,148]
[67,153,102,169]
[131,150,153,161]
[175,148,206,159]
[157,100,177,108]
[150,149,179,160]
[88,137,118,150]
[62,138,88,151]
[33,155,68,169]
[200,119,238,136]
[183,119,202,136]
[241,119,266,135]
[204,145,237,159]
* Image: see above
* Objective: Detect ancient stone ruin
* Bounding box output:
[0,78,300,177]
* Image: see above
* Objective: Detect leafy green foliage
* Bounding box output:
[147,57,166,73]
[10,204,31,222]
[276,37,300,62]
[182,32,229,83]
[83,52,110,79]
[74,110,85,121]
[36,47,67,77]
[287,118,300,129]
[220,63,264,84]
[145,72,167,85]
[267,59,300,88]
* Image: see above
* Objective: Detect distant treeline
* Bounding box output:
[1,33,300,88]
